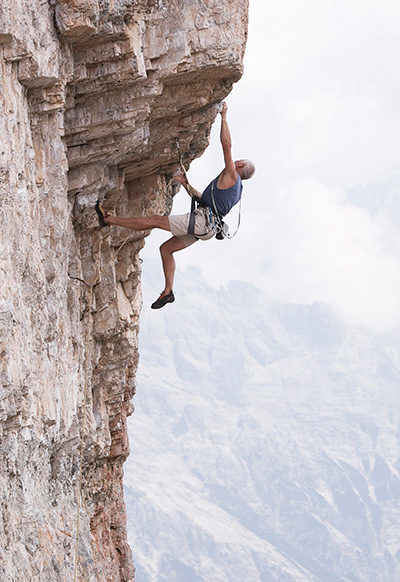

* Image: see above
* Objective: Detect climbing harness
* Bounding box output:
[188,195,196,235]
[186,198,216,239]
[209,178,242,240]
[186,179,242,240]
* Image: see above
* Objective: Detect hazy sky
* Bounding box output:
[142,0,400,332]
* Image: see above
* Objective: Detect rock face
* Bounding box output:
[0,2,248,580]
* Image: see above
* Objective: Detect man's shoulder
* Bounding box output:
[216,168,238,190]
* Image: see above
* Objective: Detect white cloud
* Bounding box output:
[258,178,400,331]
[228,0,400,189]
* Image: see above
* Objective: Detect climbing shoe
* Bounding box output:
[95,200,109,227]
[151,290,175,309]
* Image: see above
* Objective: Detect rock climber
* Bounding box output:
[95,102,255,309]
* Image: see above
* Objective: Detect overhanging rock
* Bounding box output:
[0,1,249,580]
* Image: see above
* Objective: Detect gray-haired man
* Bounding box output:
[96,102,255,309]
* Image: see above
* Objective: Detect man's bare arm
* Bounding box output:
[173,168,202,198]
[218,103,238,188]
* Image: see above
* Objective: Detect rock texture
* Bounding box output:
[0,1,249,580]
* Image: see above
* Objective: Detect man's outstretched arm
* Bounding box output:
[218,103,238,188]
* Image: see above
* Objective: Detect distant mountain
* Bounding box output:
[124,262,400,582]
[349,173,400,227]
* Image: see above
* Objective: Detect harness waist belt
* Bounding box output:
[197,199,225,218]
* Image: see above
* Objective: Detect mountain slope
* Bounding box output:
[124,262,400,582]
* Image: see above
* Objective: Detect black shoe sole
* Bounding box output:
[95,200,109,227]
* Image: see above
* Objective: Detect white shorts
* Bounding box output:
[168,207,215,247]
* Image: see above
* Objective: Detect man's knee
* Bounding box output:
[160,237,185,257]
[159,240,169,257]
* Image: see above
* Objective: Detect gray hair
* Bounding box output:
[241,159,256,180]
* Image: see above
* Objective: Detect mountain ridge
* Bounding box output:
[125,262,400,582]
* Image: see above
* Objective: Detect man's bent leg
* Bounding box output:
[159,236,186,296]
[106,214,171,232]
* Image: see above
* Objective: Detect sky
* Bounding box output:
[142,0,400,332]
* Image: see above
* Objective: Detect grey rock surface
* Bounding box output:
[0,1,249,580]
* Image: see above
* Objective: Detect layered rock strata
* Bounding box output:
[0,1,249,580]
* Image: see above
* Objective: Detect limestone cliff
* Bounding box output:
[0,1,248,580]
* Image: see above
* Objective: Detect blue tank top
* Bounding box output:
[201,175,242,216]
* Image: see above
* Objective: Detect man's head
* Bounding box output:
[235,159,256,180]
